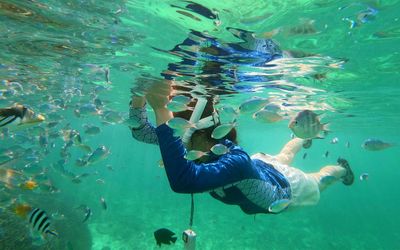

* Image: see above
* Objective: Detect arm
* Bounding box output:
[155,124,252,193]
[128,95,159,145]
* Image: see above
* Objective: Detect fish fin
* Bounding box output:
[322,123,330,132]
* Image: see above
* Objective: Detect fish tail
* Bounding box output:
[171,236,177,243]
[322,123,330,132]
[46,230,58,237]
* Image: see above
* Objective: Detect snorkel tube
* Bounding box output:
[181,97,219,144]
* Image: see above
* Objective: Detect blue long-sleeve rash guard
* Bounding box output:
[155,123,291,214]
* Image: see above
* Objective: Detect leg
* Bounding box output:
[275,138,304,165]
[308,158,354,191]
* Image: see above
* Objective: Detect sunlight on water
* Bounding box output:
[0,0,399,249]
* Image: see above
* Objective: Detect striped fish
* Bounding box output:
[28,208,58,237]
[288,110,328,139]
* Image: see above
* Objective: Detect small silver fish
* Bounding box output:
[359,173,369,181]
[211,123,236,139]
[362,139,394,151]
[100,197,107,210]
[238,97,269,114]
[330,137,339,144]
[253,110,283,123]
[87,146,110,165]
[184,150,208,161]
[104,67,111,83]
[345,141,350,148]
[83,124,101,135]
[210,144,229,155]
[268,199,291,213]
[166,101,192,112]
[167,117,195,131]
[288,110,328,139]
[171,95,191,105]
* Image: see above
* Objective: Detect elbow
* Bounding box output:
[169,178,194,193]
[169,182,190,193]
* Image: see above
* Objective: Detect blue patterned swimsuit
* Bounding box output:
[129,106,291,214]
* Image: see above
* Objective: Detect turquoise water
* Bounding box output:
[1,0,400,249]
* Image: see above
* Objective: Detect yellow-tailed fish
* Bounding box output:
[268,199,291,213]
[184,150,208,161]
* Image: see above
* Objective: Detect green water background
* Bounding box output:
[1,0,400,249]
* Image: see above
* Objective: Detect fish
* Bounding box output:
[28,208,58,237]
[166,101,192,112]
[324,151,329,158]
[100,197,107,210]
[86,145,110,165]
[75,103,102,117]
[77,205,92,223]
[362,139,394,151]
[166,117,195,131]
[62,129,92,152]
[96,178,105,184]
[288,110,328,139]
[0,104,45,128]
[330,137,339,144]
[211,122,236,139]
[268,199,291,213]
[302,153,307,159]
[102,110,124,125]
[253,110,283,123]
[20,179,38,190]
[104,67,111,83]
[171,95,191,105]
[345,141,350,148]
[210,144,229,155]
[359,173,369,181]
[238,97,269,114]
[154,228,177,247]
[83,124,101,135]
[184,150,208,161]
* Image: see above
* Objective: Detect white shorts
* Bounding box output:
[251,153,320,206]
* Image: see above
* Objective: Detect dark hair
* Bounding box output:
[173,95,238,144]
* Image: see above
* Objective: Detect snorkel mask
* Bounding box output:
[181,97,220,144]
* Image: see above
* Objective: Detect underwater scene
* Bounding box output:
[0,0,399,249]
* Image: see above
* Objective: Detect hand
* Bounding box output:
[145,80,173,111]
[131,95,146,108]
[145,80,174,126]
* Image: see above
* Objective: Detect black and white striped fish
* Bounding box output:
[288,110,328,139]
[28,208,58,237]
